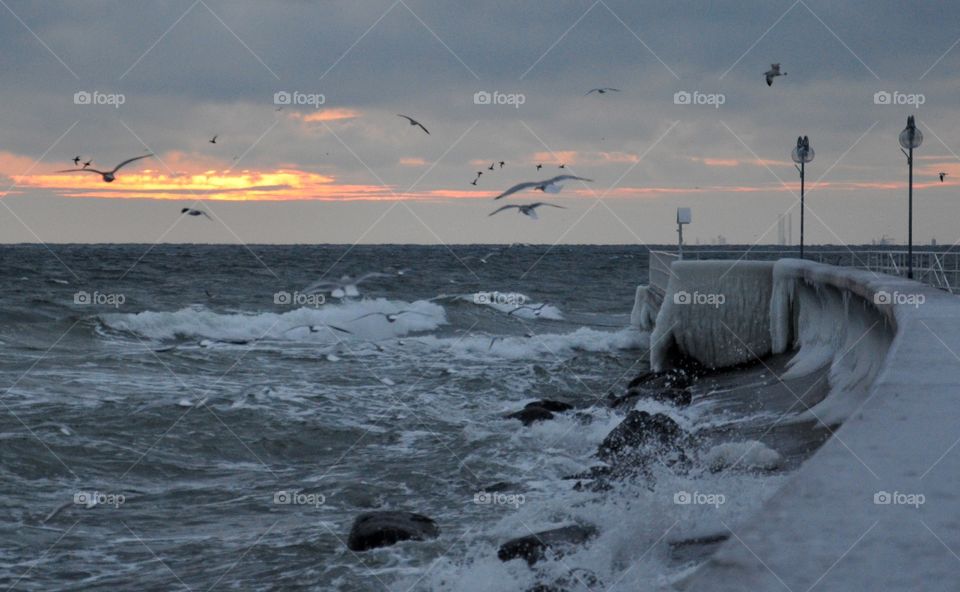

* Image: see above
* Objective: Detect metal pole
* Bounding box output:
[908,146,914,279]
[678,222,684,260]
[800,161,805,260]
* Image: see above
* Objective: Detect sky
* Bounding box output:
[1,0,959,245]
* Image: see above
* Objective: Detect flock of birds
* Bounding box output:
[61,67,945,226]
[54,88,627,223]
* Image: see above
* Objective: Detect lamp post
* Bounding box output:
[791,135,814,259]
[899,115,923,279]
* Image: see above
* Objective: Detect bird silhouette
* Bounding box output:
[72,156,81,166]
[493,175,593,200]
[209,135,218,144]
[397,114,430,135]
[585,88,621,95]
[489,202,566,220]
[764,63,786,86]
[940,172,948,182]
[181,207,212,219]
[58,154,153,183]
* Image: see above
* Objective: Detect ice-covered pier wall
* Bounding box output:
[654,259,960,591]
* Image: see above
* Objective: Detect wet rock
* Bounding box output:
[597,411,684,463]
[608,387,692,409]
[525,399,574,413]
[482,481,516,493]
[506,406,554,425]
[346,511,439,551]
[498,524,598,566]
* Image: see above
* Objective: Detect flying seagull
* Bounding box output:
[181,207,211,219]
[499,161,505,169]
[559,164,566,169]
[209,135,218,144]
[489,202,566,219]
[82,159,92,168]
[488,162,495,171]
[397,114,430,135]
[493,175,593,200]
[536,164,542,171]
[282,323,352,336]
[940,172,947,182]
[350,310,430,323]
[585,87,620,95]
[764,63,786,86]
[72,156,81,166]
[471,171,482,186]
[57,154,153,183]
[507,303,548,316]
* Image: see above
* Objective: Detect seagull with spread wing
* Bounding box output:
[181,208,211,219]
[585,87,620,95]
[764,63,786,86]
[493,175,592,200]
[57,154,153,183]
[350,310,430,324]
[489,202,566,220]
[397,114,430,135]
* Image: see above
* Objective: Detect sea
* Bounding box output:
[0,244,832,591]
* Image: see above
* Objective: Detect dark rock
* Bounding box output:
[668,533,730,564]
[498,524,598,566]
[347,511,439,551]
[527,568,604,592]
[597,411,684,463]
[610,387,692,409]
[626,371,657,389]
[506,406,554,425]
[525,399,574,413]
[483,481,516,493]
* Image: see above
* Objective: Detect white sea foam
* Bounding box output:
[98,298,446,342]
[701,441,783,472]
[460,292,564,320]
[412,327,649,361]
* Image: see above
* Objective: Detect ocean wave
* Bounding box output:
[98,298,447,343]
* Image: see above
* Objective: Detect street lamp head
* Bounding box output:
[791,134,814,163]
[899,115,923,150]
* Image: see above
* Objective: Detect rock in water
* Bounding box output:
[597,411,683,463]
[525,399,574,413]
[498,524,598,566]
[506,406,554,425]
[347,511,439,551]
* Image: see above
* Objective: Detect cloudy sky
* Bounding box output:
[1,0,958,245]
